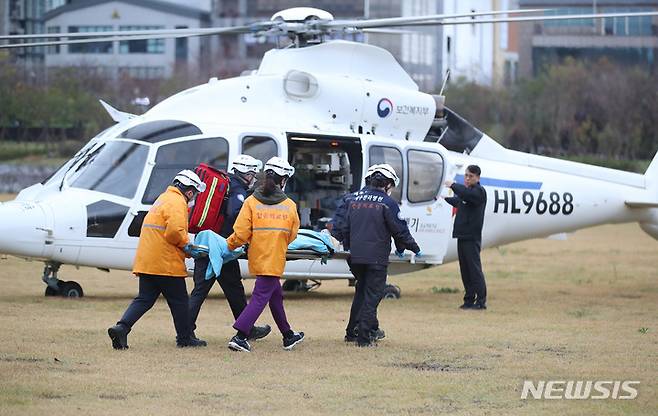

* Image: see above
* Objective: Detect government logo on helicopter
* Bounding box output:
[377,98,393,118]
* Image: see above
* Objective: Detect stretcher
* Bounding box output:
[283,249,430,264]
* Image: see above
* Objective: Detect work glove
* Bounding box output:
[395,250,405,259]
[183,243,206,259]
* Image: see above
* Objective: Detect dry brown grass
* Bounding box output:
[0,193,656,415]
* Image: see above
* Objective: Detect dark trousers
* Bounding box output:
[345,262,380,336]
[233,277,291,335]
[189,257,247,331]
[457,239,487,305]
[118,274,190,339]
[348,263,387,344]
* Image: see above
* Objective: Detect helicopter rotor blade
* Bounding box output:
[0,25,255,49]
[3,9,658,50]
[324,8,550,29]
[378,10,658,28]
[0,25,265,40]
[361,28,415,35]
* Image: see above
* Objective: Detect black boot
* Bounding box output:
[108,323,130,350]
[177,336,207,348]
[248,324,272,341]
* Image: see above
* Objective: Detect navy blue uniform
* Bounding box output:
[445,182,487,306]
[343,187,420,264]
[342,186,420,344]
[331,189,361,334]
[329,191,357,242]
[189,173,250,330]
[219,174,249,238]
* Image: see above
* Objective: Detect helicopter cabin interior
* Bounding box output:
[285,134,362,231]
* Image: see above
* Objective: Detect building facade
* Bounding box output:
[518,0,658,77]
[366,0,444,92]
[5,0,47,74]
[43,0,210,79]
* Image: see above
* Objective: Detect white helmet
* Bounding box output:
[368,163,400,187]
[365,164,381,179]
[173,169,206,193]
[230,154,262,174]
[264,157,295,178]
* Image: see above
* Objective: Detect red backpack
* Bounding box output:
[188,163,231,234]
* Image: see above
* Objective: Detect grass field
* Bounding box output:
[0,193,656,415]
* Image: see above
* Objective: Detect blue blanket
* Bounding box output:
[288,229,335,254]
[195,230,334,280]
[194,230,245,280]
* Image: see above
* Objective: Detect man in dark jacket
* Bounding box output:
[188,154,271,342]
[328,166,373,242]
[443,165,488,310]
[332,166,392,343]
[343,164,421,346]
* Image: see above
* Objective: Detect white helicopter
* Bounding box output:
[1,7,657,298]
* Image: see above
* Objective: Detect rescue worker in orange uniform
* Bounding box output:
[225,157,304,352]
[107,170,207,349]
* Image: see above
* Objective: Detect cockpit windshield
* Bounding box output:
[437,108,484,154]
[42,127,113,187]
[69,141,149,199]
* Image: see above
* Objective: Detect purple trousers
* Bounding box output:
[233,276,291,335]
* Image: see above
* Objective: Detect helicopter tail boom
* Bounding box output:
[646,151,658,181]
[625,152,658,240]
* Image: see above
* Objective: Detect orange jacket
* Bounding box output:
[227,195,299,277]
[132,186,190,277]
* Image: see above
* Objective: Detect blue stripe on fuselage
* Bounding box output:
[455,174,542,190]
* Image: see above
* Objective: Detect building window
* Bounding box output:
[175,25,188,62]
[142,138,229,204]
[68,26,113,54]
[544,8,594,28]
[369,145,403,203]
[241,136,278,163]
[118,66,165,79]
[407,150,443,203]
[603,7,652,36]
[47,26,60,54]
[119,26,165,54]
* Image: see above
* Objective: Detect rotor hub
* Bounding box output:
[270,7,334,23]
[267,8,335,46]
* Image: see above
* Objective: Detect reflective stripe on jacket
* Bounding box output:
[227,195,299,277]
[132,186,190,277]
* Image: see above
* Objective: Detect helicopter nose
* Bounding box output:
[0,200,50,258]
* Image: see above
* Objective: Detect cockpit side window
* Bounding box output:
[119,120,202,143]
[241,136,278,162]
[142,137,229,204]
[407,150,444,203]
[368,145,404,203]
